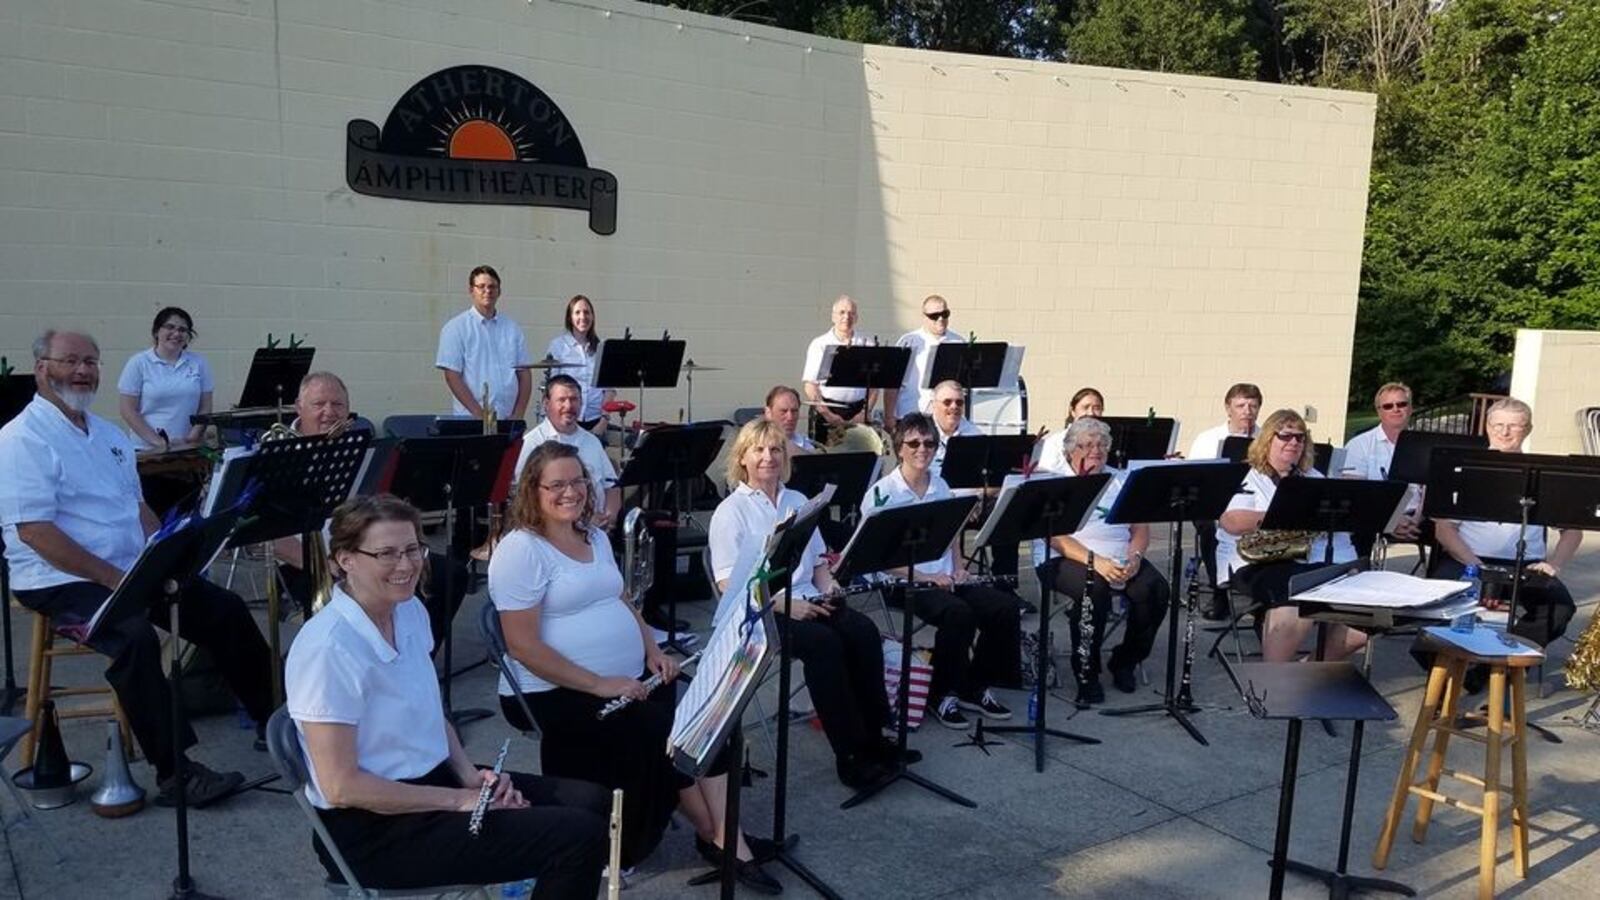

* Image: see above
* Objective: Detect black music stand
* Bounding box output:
[977,474,1109,770]
[387,433,510,727]
[1261,478,1409,568]
[1221,661,1398,900]
[941,432,1037,573]
[1224,435,1336,475]
[834,494,979,810]
[86,504,251,900]
[237,346,315,411]
[1100,461,1249,745]
[787,451,879,551]
[1386,431,1486,485]
[1099,415,1178,469]
[432,418,527,438]
[593,338,684,430]
[821,344,909,416]
[616,423,724,653]
[0,371,36,715]
[926,340,1012,395]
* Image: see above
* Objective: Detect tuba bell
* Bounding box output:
[621,507,656,605]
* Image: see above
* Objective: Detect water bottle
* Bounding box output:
[1027,690,1039,725]
[499,879,533,898]
[1452,565,1483,632]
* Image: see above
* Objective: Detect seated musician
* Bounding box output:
[1218,409,1365,663]
[709,420,905,788]
[1430,398,1579,687]
[928,380,982,478]
[513,375,620,529]
[763,384,816,454]
[1189,382,1264,620]
[1036,386,1105,476]
[861,414,1022,729]
[286,495,607,896]
[1033,418,1170,704]
[801,294,873,445]
[489,442,781,893]
[0,329,273,806]
[272,372,465,650]
[1341,382,1425,555]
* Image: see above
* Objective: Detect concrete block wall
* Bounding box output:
[1510,329,1600,454]
[1,0,1374,442]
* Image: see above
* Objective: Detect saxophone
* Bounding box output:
[1237,529,1317,565]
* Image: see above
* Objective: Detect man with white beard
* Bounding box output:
[0,330,275,808]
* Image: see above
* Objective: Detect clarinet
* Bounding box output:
[467,738,511,837]
[1176,556,1200,709]
[597,651,702,719]
[1078,552,1096,692]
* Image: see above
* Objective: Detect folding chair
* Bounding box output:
[264,709,492,899]
[477,603,540,740]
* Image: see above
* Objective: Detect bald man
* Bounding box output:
[800,295,875,444]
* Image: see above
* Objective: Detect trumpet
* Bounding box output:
[597,651,701,719]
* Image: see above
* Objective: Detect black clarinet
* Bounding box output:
[1176,556,1200,708]
[1078,553,1096,692]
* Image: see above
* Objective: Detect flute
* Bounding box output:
[607,788,624,900]
[467,738,511,837]
[597,651,702,719]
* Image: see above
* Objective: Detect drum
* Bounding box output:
[136,447,214,518]
[827,423,890,457]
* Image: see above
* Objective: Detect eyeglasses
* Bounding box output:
[1072,440,1109,451]
[42,356,100,370]
[1274,431,1308,444]
[471,282,500,292]
[538,477,590,494]
[1487,422,1529,434]
[159,324,193,336]
[937,398,965,408]
[901,439,938,450]
[924,310,951,321]
[351,544,426,566]
[1379,400,1410,411]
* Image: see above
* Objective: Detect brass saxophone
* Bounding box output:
[1237,529,1317,565]
[1564,609,1600,693]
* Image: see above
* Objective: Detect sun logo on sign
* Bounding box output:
[429,104,538,162]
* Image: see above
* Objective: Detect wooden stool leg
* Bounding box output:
[20,614,51,769]
[1479,666,1506,900]
[1413,658,1466,842]
[1509,669,1530,879]
[1376,660,1449,869]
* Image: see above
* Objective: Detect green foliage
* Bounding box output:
[1064,0,1261,78]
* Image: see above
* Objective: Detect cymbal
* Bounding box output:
[515,356,579,371]
[681,360,724,372]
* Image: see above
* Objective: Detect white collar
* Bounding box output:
[327,585,401,663]
[470,306,500,324]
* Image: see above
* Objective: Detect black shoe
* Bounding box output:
[696,833,781,866]
[156,761,245,809]
[1201,603,1230,622]
[1109,666,1138,694]
[1075,680,1105,706]
[956,689,1013,720]
[835,754,892,789]
[1018,597,1039,615]
[932,695,970,729]
[644,613,691,633]
[254,722,267,752]
[735,860,783,895]
[870,736,922,766]
[1463,664,1489,695]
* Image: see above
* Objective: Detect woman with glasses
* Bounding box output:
[285,495,608,896]
[1033,417,1170,703]
[708,420,901,788]
[1431,398,1579,671]
[1218,409,1365,662]
[117,307,213,449]
[488,442,780,892]
[861,414,1022,730]
[1037,387,1106,474]
[544,294,613,436]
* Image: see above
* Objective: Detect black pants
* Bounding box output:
[1229,561,1322,612]
[808,400,866,444]
[784,606,889,760]
[1040,557,1170,683]
[988,540,1019,583]
[1193,520,1230,616]
[279,550,467,654]
[502,678,731,868]
[315,761,607,896]
[906,582,1022,701]
[1430,557,1575,648]
[13,578,275,780]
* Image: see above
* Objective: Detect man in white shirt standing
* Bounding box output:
[884,294,964,432]
[514,375,620,529]
[1342,381,1424,555]
[435,265,533,421]
[763,384,816,454]
[1186,382,1262,619]
[801,294,874,445]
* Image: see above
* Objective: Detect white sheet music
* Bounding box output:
[671,543,771,765]
[1292,570,1470,608]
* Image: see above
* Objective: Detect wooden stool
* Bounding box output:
[1373,635,1539,899]
[19,608,133,768]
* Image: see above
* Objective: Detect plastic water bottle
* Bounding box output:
[1453,565,1483,632]
[1027,690,1039,725]
[499,879,533,898]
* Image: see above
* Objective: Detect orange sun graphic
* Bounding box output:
[431,104,537,161]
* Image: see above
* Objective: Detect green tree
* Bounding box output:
[1064,0,1261,78]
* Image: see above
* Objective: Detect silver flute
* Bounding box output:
[467,738,511,837]
[597,651,701,720]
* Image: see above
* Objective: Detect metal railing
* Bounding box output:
[1581,407,1600,455]
[1408,392,1504,436]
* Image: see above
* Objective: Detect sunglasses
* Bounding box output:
[1274,432,1308,444]
[937,398,965,408]
[901,438,938,450]
[924,310,951,321]
[1379,400,1410,411]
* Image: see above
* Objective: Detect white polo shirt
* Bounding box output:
[1451,521,1548,562]
[708,483,827,599]
[514,419,618,516]
[801,330,868,405]
[116,348,215,448]
[1188,422,1258,461]
[892,328,965,419]
[545,332,605,421]
[1218,467,1357,578]
[435,307,532,418]
[789,432,817,454]
[1027,466,1127,565]
[0,396,146,591]
[861,467,956,577]
[931,416,983,477]
[1340,425,1399,481]
[285,588,449,810]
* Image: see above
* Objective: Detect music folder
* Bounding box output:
[822,345,911,392]
[85,506,244,643]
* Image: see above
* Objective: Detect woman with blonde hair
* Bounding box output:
[1218,409,1365,662]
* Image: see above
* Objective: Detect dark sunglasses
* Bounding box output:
[901,438,938,450]
[1274,431,1308,444]
[924,310,951,321]
[1379,400,1410,411]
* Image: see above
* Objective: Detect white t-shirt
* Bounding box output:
[1028,468,1128,565]
[860,467,956,577]
[801,330,868,405]
[931,417,983,478]
[1036,429,1070,475]
[708,483,827,599]
[1188,422,1258,461]
[1452,521,1548,561]
[892,329,964,419]
[545,332,605,421]
[1218,467,1357,578]
[789,432,817,454]
[285,588,448,810]
[514,420,618,516]
[0,397,146,591]
[435,307,532,418]
[487,526,641,695]
[116,349,215,448]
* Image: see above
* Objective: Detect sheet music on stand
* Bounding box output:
[972,472,1105,549]
[1291,570,1470,609]
[670,539,776,777]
